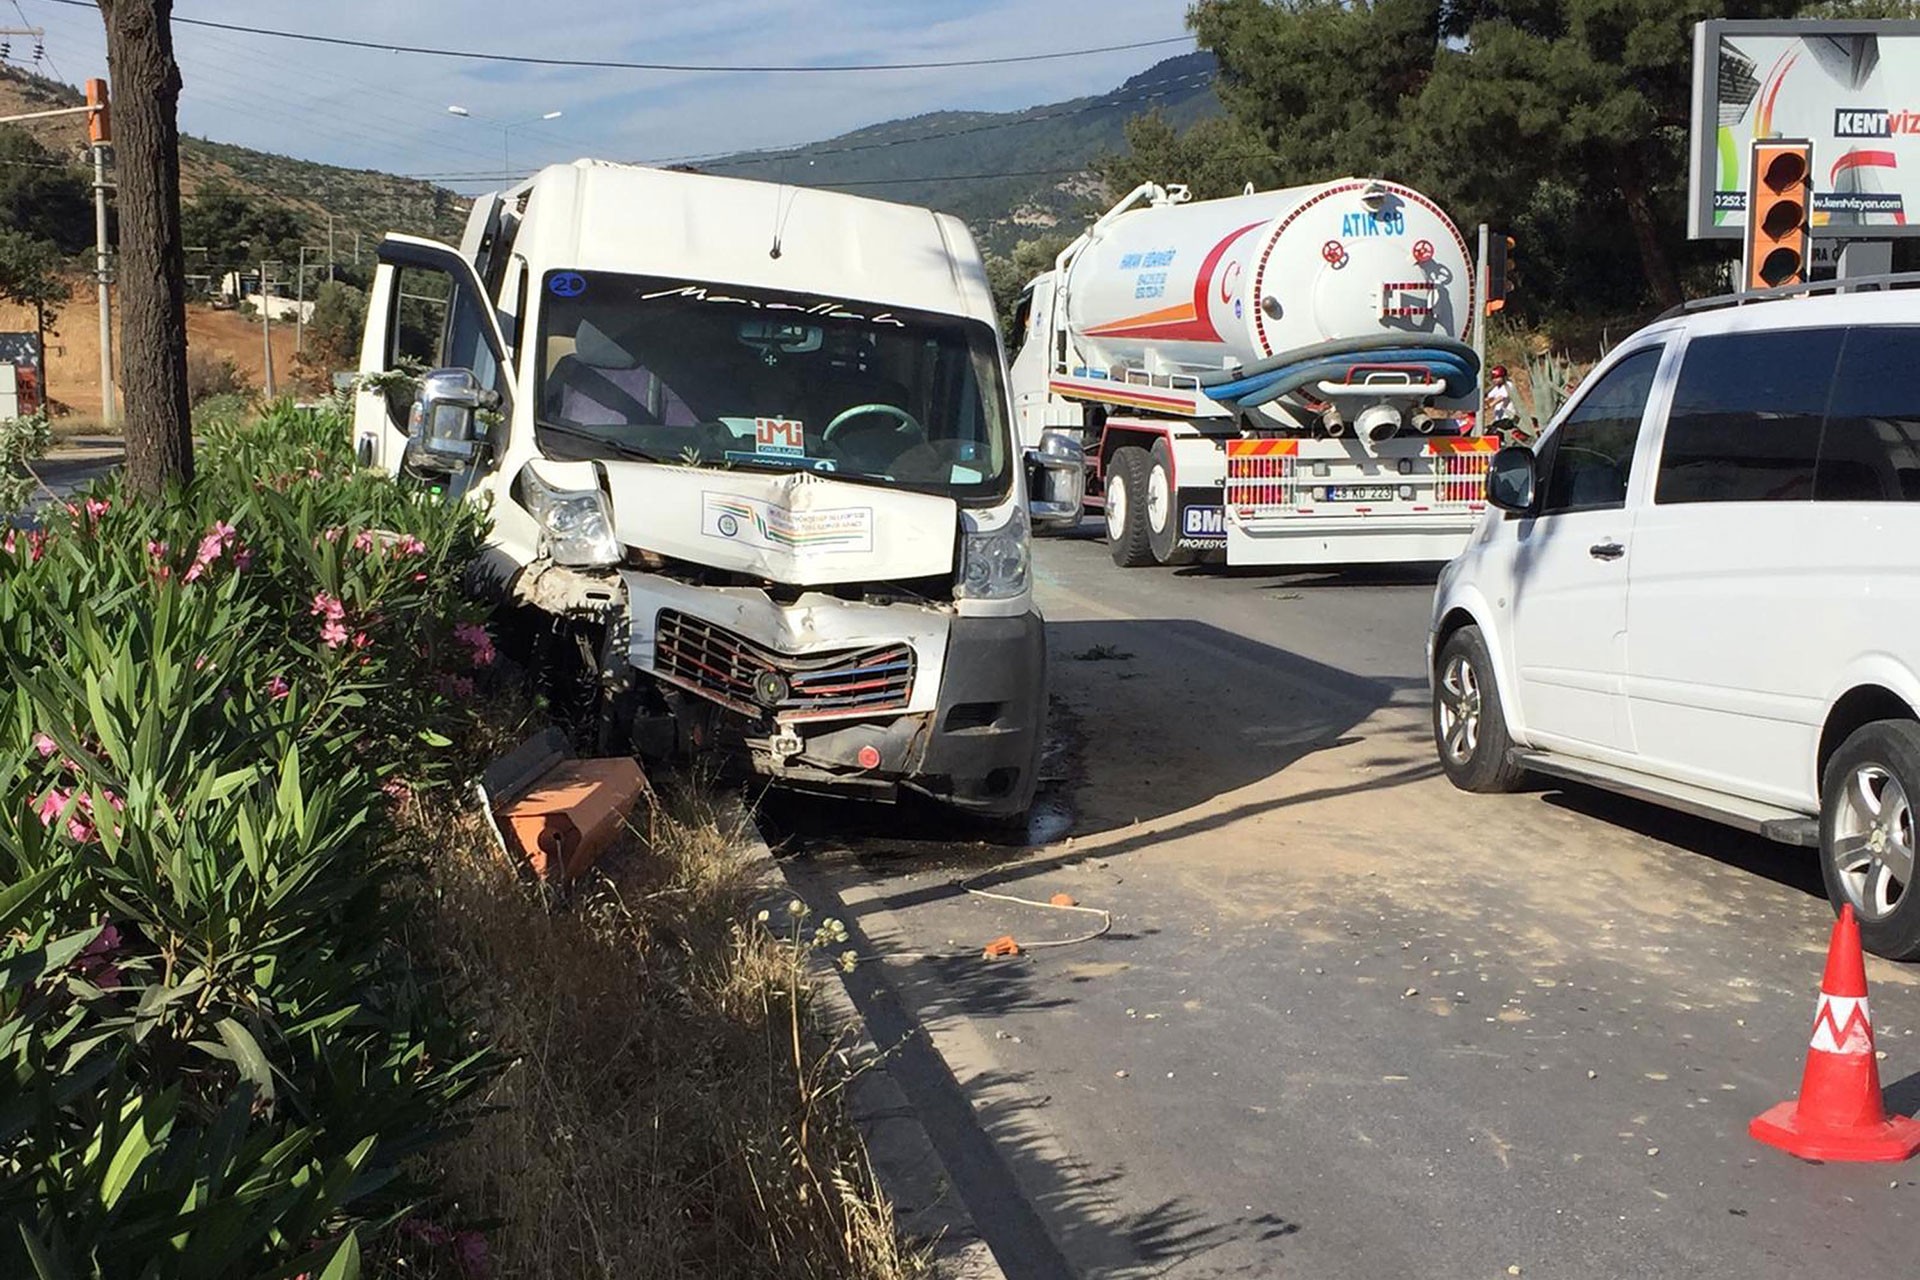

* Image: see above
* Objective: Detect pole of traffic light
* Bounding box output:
[1473,223,1488,431]
[87,78,115,429]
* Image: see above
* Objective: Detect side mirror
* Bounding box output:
[1025,430,1086,531]
[1486,444,1537,513]
[406,368,499,473]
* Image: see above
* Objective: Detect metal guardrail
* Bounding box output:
[1658,270,1920,320]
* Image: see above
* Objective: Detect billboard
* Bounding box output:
[1690,19,1920,241]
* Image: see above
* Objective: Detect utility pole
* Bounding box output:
[295,245,306,356]
[326,211,335,279]
[88,80,117,429]
[259,258,275,400]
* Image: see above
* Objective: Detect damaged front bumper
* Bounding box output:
[621,570,1045,817]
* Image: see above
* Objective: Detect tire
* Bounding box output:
[1145,438,1193,566]
[1105,447,1154,568]
[1820,720,1920,961]
[1432,625,1525,793]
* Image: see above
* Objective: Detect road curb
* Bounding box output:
[725,798,1007,1280]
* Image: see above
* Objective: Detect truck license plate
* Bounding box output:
[1326,484,1397,502]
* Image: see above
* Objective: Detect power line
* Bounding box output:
[34,1,1191,74]
[408,164,1094,189]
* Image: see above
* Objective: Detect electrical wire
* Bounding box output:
[32,1,1191,74]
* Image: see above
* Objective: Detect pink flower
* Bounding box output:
[183,561,206,584]
[32,732,57,758]
[322,527,344,543]
[353,529,375,552]
[453,1230,489,1279]
[232,545,253,572]
[2,529,12,555]
[412,572,428,583]
[453,621,496,667]
[27,530,45,563]
[393,535,427,558]
[193,655,209,671]
[66,815,94,842]
[34,787,69,827]
[84,498,109,520]
[265,675,290,700]
[320,619,349,649]
[146,540,168,559]
[307,468,323,481]
[351,631,371,650]
[309,592,345,623]
[75,923,122,989]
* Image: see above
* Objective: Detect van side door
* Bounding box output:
[1623,326,1840,806]
[1509,343,1667,758]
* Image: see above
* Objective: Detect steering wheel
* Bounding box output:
[824,402,928,447]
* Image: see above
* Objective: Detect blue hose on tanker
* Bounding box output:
[1203,339,1481,408]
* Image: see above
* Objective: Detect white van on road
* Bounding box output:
[1428,279,1920,959]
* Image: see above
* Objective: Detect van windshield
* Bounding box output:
[534,271,1011,503]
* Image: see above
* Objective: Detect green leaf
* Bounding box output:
[0,866,55,934]
[16,1224,69,1280]
[99,1095,168,1210]
[214,1018,275,1100]
[417,729,452,747]
[0,927,100,991]
[317,1230,361,1280]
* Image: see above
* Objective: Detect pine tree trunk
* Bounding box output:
[96,0,191,497]
[1619,172,1683,313]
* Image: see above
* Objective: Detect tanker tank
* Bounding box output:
[1061,178,1474,382]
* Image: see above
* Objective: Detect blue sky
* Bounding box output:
[18,1,1194,186]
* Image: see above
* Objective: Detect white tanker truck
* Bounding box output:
[1009,178,1493,568]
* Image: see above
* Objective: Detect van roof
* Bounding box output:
[507,160,995,328]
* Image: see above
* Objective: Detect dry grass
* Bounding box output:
[387,779,924,1279]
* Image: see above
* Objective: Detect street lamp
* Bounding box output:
[445,106,564,178]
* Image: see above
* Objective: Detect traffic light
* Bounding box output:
[1744,139,1811,290]
[1485,234,1517,313]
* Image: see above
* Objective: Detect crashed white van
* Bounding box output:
[353,160,1061,818]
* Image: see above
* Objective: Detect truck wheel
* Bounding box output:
[1432,625,1525,793]
[1820,721,1920,961]
[1105,447,1154,568]
[1146,439,1192,566]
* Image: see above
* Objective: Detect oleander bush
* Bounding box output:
[0,405,500,1276]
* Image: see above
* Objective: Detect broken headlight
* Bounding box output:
[956,504,1030,600]
[521,470,620,567]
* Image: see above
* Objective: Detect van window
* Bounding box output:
[1536,346,1660,516]
[1654,328,1839,504]
[1815,326,1920,502]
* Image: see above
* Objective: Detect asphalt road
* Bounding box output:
[777,531,1920,1280]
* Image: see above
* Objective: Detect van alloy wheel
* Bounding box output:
[1430,625,1523,793]
[1437,654,1482,765]
[1831,762,1914,922]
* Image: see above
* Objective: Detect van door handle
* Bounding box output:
[1589,541,1625,561]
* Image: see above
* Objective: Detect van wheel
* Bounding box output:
[1820,721,1920,961]
[1105,447,1154,568]
[1433,625,1524,793]
[1145,439,1192,566]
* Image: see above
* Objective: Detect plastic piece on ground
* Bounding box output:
[981,935,1022,960]
[498,757,647,882]
[1750,905,1920,1162]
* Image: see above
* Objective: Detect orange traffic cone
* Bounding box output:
[1750,905,1920,1162]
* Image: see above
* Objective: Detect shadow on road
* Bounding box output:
[1537,783,1827,900]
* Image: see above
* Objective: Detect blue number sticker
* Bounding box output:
[549,272,587,298]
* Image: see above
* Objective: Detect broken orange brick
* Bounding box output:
[1049,892,1078,908]
[981,935,1021,960]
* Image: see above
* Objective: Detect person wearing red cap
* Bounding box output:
[1484,363,1517,440]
